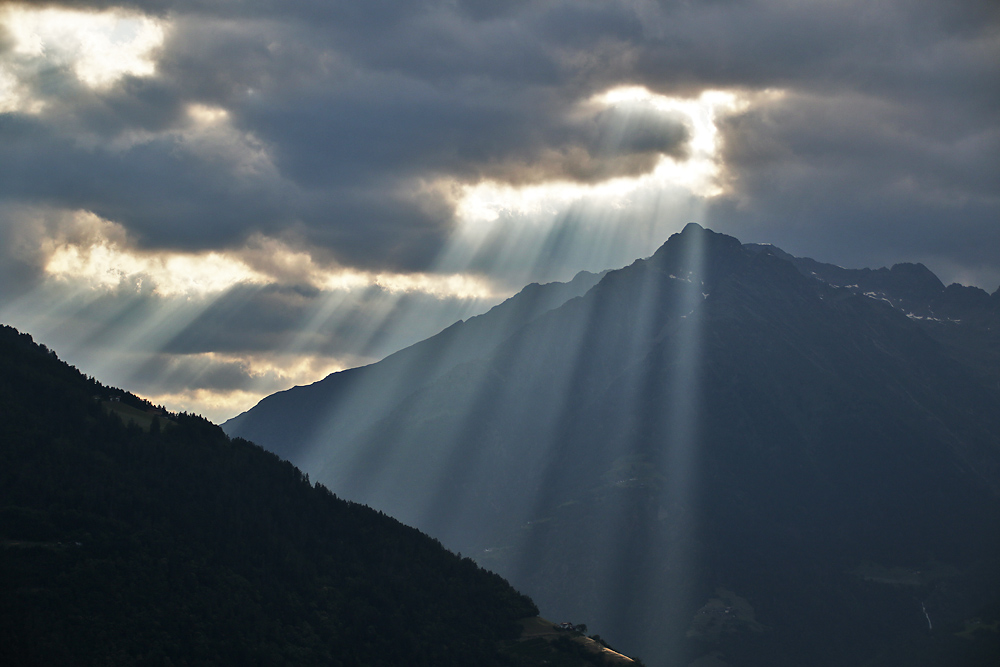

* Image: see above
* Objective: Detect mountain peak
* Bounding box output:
[887,261,945,292]
[668,221,740,247]
[644,223,747,284]
[680,221,705,234]
[650,222,740,260]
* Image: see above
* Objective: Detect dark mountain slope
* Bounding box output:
[746,242,1000,391]
[230,225,1000,666]
[224,269,604,466]
[0,324,639,667]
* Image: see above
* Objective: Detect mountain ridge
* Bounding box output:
[226,224,1000,666]
[743,241,1000,393]
[224,268,605,465]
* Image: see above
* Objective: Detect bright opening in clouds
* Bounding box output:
[43,214,269,297]
[139,350,359,423]
[40,211,502,302]
[1,4,997,663]
[187,104,229,126]
[452,87,740,224]
[1,4,164,97]
[588,87,747,197]
[0,0,996,422]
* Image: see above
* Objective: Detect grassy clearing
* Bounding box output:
[509,617,637,665]
[102,400,174,432]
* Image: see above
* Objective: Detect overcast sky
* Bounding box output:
[1,0,997,421]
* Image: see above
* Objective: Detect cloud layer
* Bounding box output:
[1,0,997,419]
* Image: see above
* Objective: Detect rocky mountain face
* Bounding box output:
[745,242,1000,393]
[226,224,1000,666]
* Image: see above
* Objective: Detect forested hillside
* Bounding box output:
[0,324,625,666]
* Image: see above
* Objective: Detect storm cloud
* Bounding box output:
[4,0,997,273]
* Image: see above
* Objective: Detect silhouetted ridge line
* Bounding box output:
[1,323,645,666]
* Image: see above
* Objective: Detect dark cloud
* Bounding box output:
[0,114,289,243]
[2,0,997,282]
[3,0,996,421]
[708,85,1000,287]
[0,2,694,270]
[134,352,260,393]
[248,81,690,189]
[158,282,496,360]
[0,222,43,302]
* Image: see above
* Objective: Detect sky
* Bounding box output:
[0,0,997,423]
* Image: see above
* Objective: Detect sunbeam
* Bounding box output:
[431,87,744,291]
[643,223,708,660]
[3,1,998,665]
[269,86,740,648]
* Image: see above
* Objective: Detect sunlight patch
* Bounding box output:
[317,268,501,300]
[189,350,357,388]
[359,271,500,300]
[187,104,230,125]
[240,234,502,300]
[140,352,363,423]
[161,350,355,391]
[44,218,270,297]
[143,388,271,424]
[452,88,750,224]
[0,61,42,114]
[456,175,643,224]
[1,4,165,91]
[39,211,503,301]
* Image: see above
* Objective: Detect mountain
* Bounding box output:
[224,268,605,467]
[225,224,1000,666]
[0,324,640,666]
[744,242,1000,392]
